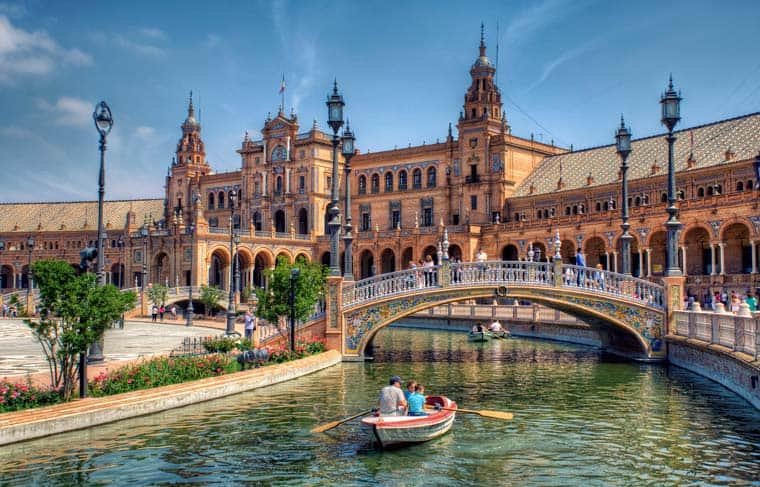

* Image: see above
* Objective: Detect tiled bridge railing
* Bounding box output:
[416,303,585,325]
[342,260,665,310]
[673,310,759,360]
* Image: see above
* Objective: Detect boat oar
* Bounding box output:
[427,406,514,420]
[311,409,374,433]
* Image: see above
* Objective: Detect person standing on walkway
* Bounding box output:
[151,305,158,322]
[171,305,177,320]
[244,308,256,340]
[745,292,757,312]
[159,305,165,321]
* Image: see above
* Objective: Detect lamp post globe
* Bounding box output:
[660,76,683,277]
[616,115,633,275]
[341,122,356,280]
[325,80,345,276]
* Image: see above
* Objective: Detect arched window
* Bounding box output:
[634,196,641,207]
[748,180,754,190]
[677,189,685,200]
[565,206,571,216]
[572,205,578,215]
[217,191,225,209]
[642,194,649,205]
[228,191,235,208]
[697,187,705,197]
[398,170,408,190]
[371,174,380,193]
[661,192,667,203]
[427,167,436,188]
[272,145,287,161]
[549,208,555,217]
[514,212,520,222]
[536,210,542,220]
[412,169,422,189]
[358,175,367,194]
[252,211,262,231]
[384,172,393,192]
[276,176,283,194]
[208,193,215,209]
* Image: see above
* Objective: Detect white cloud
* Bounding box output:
[526,39,601,92]
[504,0,570,44]
[37,96,93,127]
[114,33,167,58]
[0,15,92,82]
[138,27,166,40]
[134,126,155,138]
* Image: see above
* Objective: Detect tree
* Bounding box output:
[255,256,327,326]
[146,283,169,307]
[25,260,136,400]
[200,284,224,317]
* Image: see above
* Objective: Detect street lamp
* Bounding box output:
[140,215,149,290]
[326,80,345,276]
[615,115,633,275]
[186,193,200,327]
[26,235,34,301]
[93,101,113,287]
[225,193,239,335]
[0,241,4,289]
[660,75,682,276]
[342,121,356,280]
[289,267,300,352]
[116,235,124,288]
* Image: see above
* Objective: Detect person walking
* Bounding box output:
[171,305,177,320]
[575,248,586,286]
[159,305,165,321]
[244,308,256,340]
[151,305,158,322]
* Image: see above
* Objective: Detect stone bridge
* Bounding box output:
[329,260,667,361]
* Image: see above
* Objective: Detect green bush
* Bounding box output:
[202,336,239,353]
[0,379,62,413]
[88,354,239,396]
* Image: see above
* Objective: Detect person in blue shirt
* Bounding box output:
[404,380,417,402]
[407,384,428,416]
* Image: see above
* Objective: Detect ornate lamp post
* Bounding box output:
[186,193,200,327]
[289,267,300,352]
[0,241,4,289]
[116,235,124,288]
[26,235,34,300]
[615,116,633,275]
[326,80,344,276]
[225,193,238,335]
[660,76,682,276]
[140,215,149,290]
[342,122,356,280]
[93,101,113,286]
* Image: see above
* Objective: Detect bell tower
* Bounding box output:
[168,92,210,219]
[461,23,504,129]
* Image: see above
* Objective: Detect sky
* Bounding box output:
[1,0,759,202]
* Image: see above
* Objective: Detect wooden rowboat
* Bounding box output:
[361,396,457,448]
[468,330,492,342]
[490,330,511,339]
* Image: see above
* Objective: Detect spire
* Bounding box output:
[448,122,452,139]
[480,22,485,56]
[188,91,195,119]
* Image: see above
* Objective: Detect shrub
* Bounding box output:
[202,336,238,353]
[88,354,239,396]
[0,379,62,413]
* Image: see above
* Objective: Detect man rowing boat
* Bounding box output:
[378,376,407,416]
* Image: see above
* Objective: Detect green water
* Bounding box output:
[1,328,759,486]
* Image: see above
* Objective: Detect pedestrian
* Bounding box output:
[730,292,741,314]
[159,305,165,321]
[1,303,6,317]
[244,308,256,340]
[745,292,757,312]
[151,305,158,322]
[171,305,177,320]
[594,263,605,291]
[378,376,407,417]
[575,248,586,286]
[423,254,435,286]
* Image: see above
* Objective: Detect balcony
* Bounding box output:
[465,175,481,184]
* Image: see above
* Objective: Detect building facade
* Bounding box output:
[1,32,758,306]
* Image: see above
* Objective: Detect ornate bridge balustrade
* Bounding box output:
[673,310,759,359]
[336,259,668,361]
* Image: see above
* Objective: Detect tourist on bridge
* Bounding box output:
[745,292,757,312]
[594,264,606,291]
[423,254,435,286]
[378,376,407,416]
[575,248,586,286]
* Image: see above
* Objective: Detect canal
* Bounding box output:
[1,327,759,485]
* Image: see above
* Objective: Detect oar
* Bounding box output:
[426,406,513,420]
[311,409,374,433]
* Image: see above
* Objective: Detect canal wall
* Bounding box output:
[0,350,342,446]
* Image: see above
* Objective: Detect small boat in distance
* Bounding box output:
[361,396,457,448]
[468,330,492,342]
[490,329,511,339]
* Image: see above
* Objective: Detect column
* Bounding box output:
[718,242,725,275]
[605,252,610,270]
[261,172,268,196]
[645,248,652,277]
[285,168,291,193]
[680,246,687,276]
[710,244,716,275]
[612,251,618,273]
[638,250,644,277]
[751,240,757,274]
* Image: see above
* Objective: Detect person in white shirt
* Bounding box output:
[488,320,503,332]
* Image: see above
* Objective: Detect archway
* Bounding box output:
[683,227,710,275]
[20,265,30,289]
[237,248,254,292]
[560,239,575,264]
[275,251,293,265]
[614,235,640,276]
[253,252,273,288]
[274,210,286,233]
[530,241,547,262]
[209,249,229,289]
[584,236,606,268]
[152,252,170,287]
[501,244,518,261]
[298,208,308,235]
[359,250,374,279]
[422,245,438,265]
[110,263,125,288]
[649,231,666,275]
[380,248,396,273]
[402,247,414,268]
[295,253,311,263]
[321,252,331,267]
[448,244,463,262]
[722,222,751,274]
[0,265,13,289]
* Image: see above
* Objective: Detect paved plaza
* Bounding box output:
[0,319,218,378]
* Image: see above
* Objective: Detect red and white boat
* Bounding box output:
[361,395,457,448]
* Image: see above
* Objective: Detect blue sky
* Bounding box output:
[1,0,758,202]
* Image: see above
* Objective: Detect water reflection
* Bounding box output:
[0,327,758,486]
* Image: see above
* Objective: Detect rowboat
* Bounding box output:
[468,330,492,342]
[490,330,511,339]
[361,395,457,448]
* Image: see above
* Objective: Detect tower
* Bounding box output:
[168,92,210,218]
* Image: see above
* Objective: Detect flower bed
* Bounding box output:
[0,379,62,413]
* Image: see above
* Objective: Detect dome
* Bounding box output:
[474,55,492,68]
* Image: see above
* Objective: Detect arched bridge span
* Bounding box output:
[338,261,666,360]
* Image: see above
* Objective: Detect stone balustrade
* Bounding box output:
[673,309,759,360]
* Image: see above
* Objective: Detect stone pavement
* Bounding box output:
[0,318,243,383]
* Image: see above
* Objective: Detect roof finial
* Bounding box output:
[620,113,625,127]
[312,118,318,131]
[668,73,673,90]
[188,90,194,116]
[333,78,339,94]
[479,22,486,56]
[448,122,452,138]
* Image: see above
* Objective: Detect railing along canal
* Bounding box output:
[342,260,665,310]
[673,309,759,360]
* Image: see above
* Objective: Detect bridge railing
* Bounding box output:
[342,260,665,310]
[673,309,759,359]
[560,264,665,309]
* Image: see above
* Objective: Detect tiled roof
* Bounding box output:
[514,112,760,197]
[0,199,164,233]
